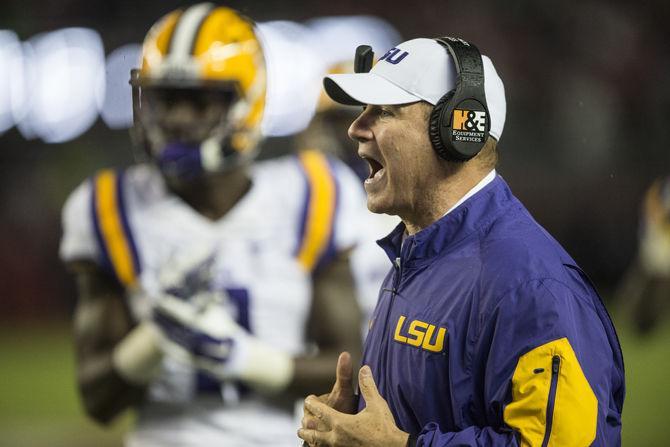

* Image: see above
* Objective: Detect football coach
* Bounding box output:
[298,37,625,447]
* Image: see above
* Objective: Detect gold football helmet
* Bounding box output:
[130,3,266,179]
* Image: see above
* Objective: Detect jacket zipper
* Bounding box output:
[541,355,561,447]
[380,257,402,345]
[377,256,402,390]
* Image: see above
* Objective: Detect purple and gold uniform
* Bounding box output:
[60,151,371,447]
[361,175,624,446]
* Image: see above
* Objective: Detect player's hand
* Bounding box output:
[152,292,240,373]
[153,292,294,392]
[301,352,357,445]
[298,365,409,447]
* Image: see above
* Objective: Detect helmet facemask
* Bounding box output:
[131,77,259,181]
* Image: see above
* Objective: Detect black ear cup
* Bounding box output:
[428,91,456,161]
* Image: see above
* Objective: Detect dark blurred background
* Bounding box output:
[1,0,668,446]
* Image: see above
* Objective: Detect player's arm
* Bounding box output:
[615,176,670,334]
[289,248,363,398]
[152,248,363,401]
[70,260,161,425]
[615,258,670,334]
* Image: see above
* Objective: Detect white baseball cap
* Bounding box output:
[324,38,506,140]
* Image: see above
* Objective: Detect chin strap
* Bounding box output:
[155,137,258,182]
[156,137,228,181]
[157,142,205,180]
[149,98,260,181]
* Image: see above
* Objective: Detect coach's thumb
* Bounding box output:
[335,351,354,392]
[358,365,382,406]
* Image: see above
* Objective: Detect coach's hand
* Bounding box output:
[301,351,357,444]
[298,364,409,447]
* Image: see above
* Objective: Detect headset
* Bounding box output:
[355,37,490,162]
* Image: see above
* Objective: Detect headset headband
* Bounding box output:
[431,37,490,160]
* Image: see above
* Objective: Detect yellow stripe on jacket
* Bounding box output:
[296,150,337,272]
[94,170,138,287]
[503,337,598,447]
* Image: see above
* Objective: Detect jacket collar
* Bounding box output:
[377,175,516,266]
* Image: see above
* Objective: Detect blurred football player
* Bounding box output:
[295,64,369,178]
[301,15,401,182]
[59,4,365,446]
[616,176,670,334]
[294,67,398,332]
[295,17,402,330]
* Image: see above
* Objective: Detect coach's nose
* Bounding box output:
[348,108,374,143]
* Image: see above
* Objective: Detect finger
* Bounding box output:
[303,394,320,415]
[303,394,330,425]
[326,352,354,408]
[297,428,330,446]
[334,351,353,391]
[358,365,382,405]
[304,395,336,427]
[301,414,318,430]
[297,428,315,444]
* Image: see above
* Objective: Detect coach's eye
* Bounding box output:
[380,107,394,118]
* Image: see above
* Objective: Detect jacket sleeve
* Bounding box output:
[417,424,518,446]
[415,278,621,447]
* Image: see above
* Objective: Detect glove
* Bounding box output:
[639,178,670,277]
[112,250,217,386]
[153,292,294,393]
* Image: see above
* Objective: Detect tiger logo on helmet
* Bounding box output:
[130,3,266,180]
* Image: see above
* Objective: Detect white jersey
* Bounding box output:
[59,151,374,447]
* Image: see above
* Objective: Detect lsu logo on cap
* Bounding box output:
[379,47,409,65]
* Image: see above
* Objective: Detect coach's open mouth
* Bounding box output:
[362,155,385,184]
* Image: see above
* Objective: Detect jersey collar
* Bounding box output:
[378,174,515,267]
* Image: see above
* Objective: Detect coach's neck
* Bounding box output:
[402,158,491,236]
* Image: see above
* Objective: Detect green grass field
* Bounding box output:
[0,322,131,447]
[0,317,668,446]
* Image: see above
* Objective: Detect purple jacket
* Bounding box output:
[360,175,624,446]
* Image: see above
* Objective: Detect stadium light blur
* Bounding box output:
[15,28,105,143]
[0,16,398,144]
[305,16,401,69]
[0,30,24,134]
[256,21,323,137]
[100,43,142,129]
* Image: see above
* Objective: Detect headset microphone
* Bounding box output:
[355,45,374,73]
